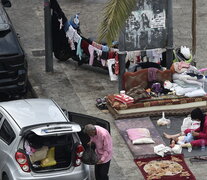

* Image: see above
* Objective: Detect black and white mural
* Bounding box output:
[124,0,167,51]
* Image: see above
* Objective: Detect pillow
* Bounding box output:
[126,128,155,145]
[132,137,155,145]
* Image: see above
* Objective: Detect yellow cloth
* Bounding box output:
[41,147,57,167]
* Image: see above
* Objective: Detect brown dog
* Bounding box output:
[123,68,172,91]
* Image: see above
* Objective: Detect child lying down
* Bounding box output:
[168,132,194,148]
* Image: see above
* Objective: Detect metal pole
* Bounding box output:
[118,29,126,92]
[44,0,53,72]
[166,0,174,69]
[118,52,126,92]
[192,0,196,57]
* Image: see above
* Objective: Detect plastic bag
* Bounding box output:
[82,143,98,165]
[181,116,200,132]
[181,116,192,132]
[157,112,171,126]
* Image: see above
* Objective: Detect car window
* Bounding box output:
[0,119,15,145]
[0,113,3,120]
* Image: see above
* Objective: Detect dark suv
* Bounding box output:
[0,1,28,98]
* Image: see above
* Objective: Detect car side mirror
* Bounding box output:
[2,0,11,8]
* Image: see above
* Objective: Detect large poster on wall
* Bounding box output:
[124,0,167,51]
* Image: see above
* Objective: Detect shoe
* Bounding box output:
[96,97,108,110]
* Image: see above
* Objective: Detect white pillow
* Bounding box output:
[132,137,155,145]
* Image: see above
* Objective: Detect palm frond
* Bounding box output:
[97,0,137,46]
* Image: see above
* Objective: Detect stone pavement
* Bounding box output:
[7,0,207,179]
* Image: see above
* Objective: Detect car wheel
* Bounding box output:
[2,174,9,180]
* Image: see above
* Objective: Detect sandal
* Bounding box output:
[96,97,108,110]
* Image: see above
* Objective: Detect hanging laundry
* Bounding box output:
[108,51,117,59]
[81,36,92,44]
[65,25,81,50]
[51,0,73,61]
[107,59,118,81]
[146,49,153,62]
[152,48,163,64]
[115,53,119,75]
[125,51,141,64]
[102,45,109,52]
[92,41,102,50]
[109,47,119,52]
[76,37,83,60]
[100,51,108,60]
[58,18,63,30]
[88,45,102,66]
[81,39,90,55]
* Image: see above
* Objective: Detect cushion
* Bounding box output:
[126,128,155,145]
[114,94,134,104]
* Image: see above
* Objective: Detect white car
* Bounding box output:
[0,98,91,180]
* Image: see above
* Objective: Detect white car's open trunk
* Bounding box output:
[20,122,81,172]
[25,132,75,172]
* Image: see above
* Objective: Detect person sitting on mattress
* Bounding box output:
[163,107,207,149]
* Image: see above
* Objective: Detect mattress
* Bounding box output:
[107,94,207,119]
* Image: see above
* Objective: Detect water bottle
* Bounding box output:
[188,146,192,152]
[166,119,171,129]
[201,139,206,152]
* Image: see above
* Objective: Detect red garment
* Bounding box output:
[184,115,207,147]
[114,94,134,104]
[114,53,119,75]
[81,39,89,55]
[108,51,116,59]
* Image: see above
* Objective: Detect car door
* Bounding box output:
[65,111,111,149]
[0,116,16,171]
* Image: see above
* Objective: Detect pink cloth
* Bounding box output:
[88,45,95,65]
[177,61,190,70]
[92,41,102,50]
[184,115,207,147]
[126,128,150,141]
[90,125,112,163]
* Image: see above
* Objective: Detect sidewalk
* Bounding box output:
[7,0,207,179]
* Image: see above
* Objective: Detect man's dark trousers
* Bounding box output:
[95,160,110,180]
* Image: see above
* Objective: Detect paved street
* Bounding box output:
[7,0,207,179]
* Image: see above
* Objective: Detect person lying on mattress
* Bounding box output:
[163,107,207,150]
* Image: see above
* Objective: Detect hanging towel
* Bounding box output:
[107,59,118,81]
[76,37,83,60]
